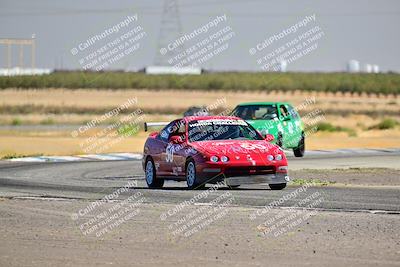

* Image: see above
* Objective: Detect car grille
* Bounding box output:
[224,166,275,177]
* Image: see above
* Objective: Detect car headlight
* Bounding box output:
[221,156,229,162]
[267,155,274,161]
[275,154,283,161]
[210,155,219,162]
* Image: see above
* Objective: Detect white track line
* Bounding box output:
[5,149,400,163]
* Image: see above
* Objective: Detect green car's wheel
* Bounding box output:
[293,134,305,157]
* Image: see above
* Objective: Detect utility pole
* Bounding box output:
[31,37,35,69]
[19,44,24,68]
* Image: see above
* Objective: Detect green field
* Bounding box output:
[1,71,399,94]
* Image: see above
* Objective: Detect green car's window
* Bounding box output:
[279,105,289,119]
[286,105,299,119]
[232,105,278,120]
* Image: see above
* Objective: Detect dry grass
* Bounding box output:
[0,88,398,114]
[0,113,177,126]
[1,129,399,158]
[0,131,148,157]
[0,114,392,132]
[0,88,399,157]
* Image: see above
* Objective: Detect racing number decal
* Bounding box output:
[240,143,266,150]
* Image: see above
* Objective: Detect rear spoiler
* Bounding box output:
[144,122,169,132]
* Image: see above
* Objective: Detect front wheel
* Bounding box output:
[293,134,305,157]
[145,159,164,189]
[186,160,204,189]
[269,183,286,190]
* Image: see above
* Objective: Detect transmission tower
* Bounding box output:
[0,37,35,69]
[154,0,186,66]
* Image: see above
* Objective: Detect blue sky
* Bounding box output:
[1,0,399,72]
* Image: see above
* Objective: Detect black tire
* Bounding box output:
[276,133,283,148]
[269,183,287,190]
[293,134,305,157]
[186,160,205,189]
[145,158,164,189]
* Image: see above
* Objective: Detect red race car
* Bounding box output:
[143,116,290,190]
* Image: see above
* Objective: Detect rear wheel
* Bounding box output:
[145,158,164,189]
[269,183,286,190]
[186,160,204,189]
[293,134,305,157]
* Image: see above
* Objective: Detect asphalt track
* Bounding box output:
[0,151,399,212]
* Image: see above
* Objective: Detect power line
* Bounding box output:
[1,2,399,18]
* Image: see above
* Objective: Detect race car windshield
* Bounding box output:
[188,119,263,142]
[232,105,278,120]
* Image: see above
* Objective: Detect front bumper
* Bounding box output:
[198,162,289,185]
[225,173,289,186]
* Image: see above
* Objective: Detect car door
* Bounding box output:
[170,120,187,177]
[160,119,187,176]
[286,104,302,147]
[156,121,176,176]
[278,104,293,148]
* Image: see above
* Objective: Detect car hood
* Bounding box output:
[190,139,281,157]
[247,119,280,132]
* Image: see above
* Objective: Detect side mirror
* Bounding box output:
[265,134,275,142]
[169,135,185,144]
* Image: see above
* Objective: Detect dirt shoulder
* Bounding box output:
[0,198,399,267]
[291,168,400,186]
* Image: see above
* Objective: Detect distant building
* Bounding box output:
[279,60,288,72]
[347,60,360,73]
[372,65,380,73]
[364,64,373,73]
[145,66,201,75]
[0,67,52,76]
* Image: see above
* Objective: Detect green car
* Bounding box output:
[231,102,305,157]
